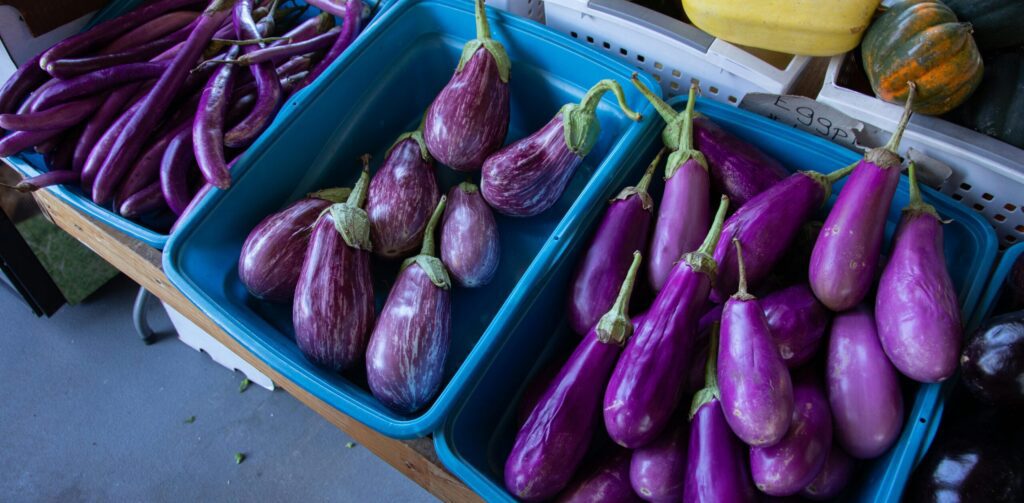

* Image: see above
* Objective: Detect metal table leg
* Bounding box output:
[132,287,155,345]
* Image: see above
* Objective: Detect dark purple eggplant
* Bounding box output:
[238,187,352,302]
[223,0,282,148]
[960,310,1024,409]
[693,115,788,207]
[117,118,192,204]
[231,27,340,65]
[297,0,362,90]
[366,197,452,414]
[366,123,440,258]
[481,79,641,216]
[683,325,758,503]
[876,162,962,383]
[293,162,375,371]
[193,45,240,190]
[630,79,711,292]
[749,372,832,496]
[630,414,688,502]
[44,25,191,79]
[32,62,167,111]
[568,149,660,335]
[556,448,642,503]
[801,445,854,500]
[119,182,167,218]
[760,283,830,368]
[423,0,510,172]
[0,129,64,157]
[0,53,48,115]
[270,12,334,48]
[440,181,500,288]
[160,121,195,215]
[1,170,80,193]
[101,11,199,54]
[603,196,729,448]
[505,253,644,501]
[0,96,102,131]
[718,239,793,447]
[809,84,916,312]
[905,428,1024,502]
[73,81,145,173]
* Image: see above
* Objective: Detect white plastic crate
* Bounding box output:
[489,0,545,23]
[818,53,1024,249]
[541,0,811,103]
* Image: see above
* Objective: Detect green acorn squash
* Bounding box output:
[943,0,1024,50]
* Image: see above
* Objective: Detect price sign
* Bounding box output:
[739,94,888,152]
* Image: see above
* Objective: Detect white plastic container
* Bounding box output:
[489,0,545,22]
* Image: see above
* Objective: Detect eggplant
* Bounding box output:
[718,239,793,447]
[876,162,962,383]
[809,84,916,312]
[366,122,441,258]
[223,0,283,149]
[238,187,351,302]
[905,430,1024,502]
[481,79,641,217]
[801,445,854,500]
[1,170,80,193]
[293,162,375,371]
[683,325,758,503]
[423,0,510,172]
[630,80,711,292]
[749,372,832,496]
[505,253,644,501]
[440,181,500,288]
[119,182,167,218]
[556,448,641,503]
[0,52,48,115]
[516,354,568,427]
[568,149,661,335]
[366,197,452,414]
[692,115,788,207]
[603,196,729,448]
[960,310,1024,409]
[629,414,688,502]
[760,283,830,368]
[297,0,362,90]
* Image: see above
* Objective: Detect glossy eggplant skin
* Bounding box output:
[905,431,1024,502]
[440,182,500,288]
[760,284,830,368]
[629,418,688,502]
[556,448,642,503]
[683,398,757,503]
[960,310,1024,409]
[693,115,787,207]
[366,137,440,259]
[801,445,854,500]
[647,158,709,291]
[749,374,832,496]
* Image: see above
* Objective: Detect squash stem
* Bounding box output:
[696,195,730,257]
[420,195,447,257]
[596,251,643,345]
[630,73,676,124]
[883,81,916,153]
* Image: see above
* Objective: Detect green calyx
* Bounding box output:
[800,161,857,207]
[905,162,940,219]
[309,187,352,203]
[458,181,479,194]
[870,81,916,169]
[561,79,642,158]
[596,251,643,346]
[684,195,730,281]
[456,0,510,83]
[208,0,238,13]
[316,12,336,32]
[400,196,451,289]
[612,148,664,211]
[630,75,706,177]
[328,156,373,251]
[386,114,431,162]
[689,322,721,420]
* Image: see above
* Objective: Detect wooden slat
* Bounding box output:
[31,189,480,503]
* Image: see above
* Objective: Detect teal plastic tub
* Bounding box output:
[434,95,998,502]
[163,0,661,438]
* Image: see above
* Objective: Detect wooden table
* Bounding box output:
[30,188,480,503]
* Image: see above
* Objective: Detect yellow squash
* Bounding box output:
[681,0,882,56]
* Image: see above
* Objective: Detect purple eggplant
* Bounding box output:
[0,53,48,115]
[801,445,854,500]
[73,81,145,173]
[224,0,282,149]
[568,149,661,335]
[1,170,80,193]
[693,115,788,207]
[366,197,452,414]
[630,415,688,502]
[516,355,568,427]
[101,11,199,54]
[238,187,352,302]
[603,196,729,448]
[297,0,362,90]
[556,448,641,503]
[718,239,793,447]
[31,62,167,111]
[0,96,103,131]
[440,181,500,288]
[505,253,644,501]
[160,122,195,215]
[683,325,758,503]
[293,162,375,371]
[760,283,830,368]
[193,45,239,190]
[750,373,833,496]
[876,162,961,383]
[826,305,903,459]
[119,182,167,218]
[0,129,64,157]
[366,123,440,258]
[809,84,917,312]
[630,79,711,292]
[423,0,510,172]
[481,79,642,216]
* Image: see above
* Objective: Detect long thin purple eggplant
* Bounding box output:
[482,79,641,216]
[876,162,962,383]
[801,445,854,500]
[101,11,199,54]
[630,414,688,502]
[603,197,729,448]
[568,149,660,335]
[505,253,644,501]
[223,0,282,148]
[719,239,793,447]
[750,372,832,496]
[0,129,64,157]
[366,122,440,258]
[1,170,80,193]
[631,79,711,292]
[0,53,48,114]
[693,115,788,207]
[293,162,375,371]
[46,24,192,79]
[366,197,452,414]
[298,0,362,89]
[556,448,641,503]
[269,12,333,48]
[423,0,508,172]
[73,82,145,173]
[82,90,149,195]
[809,83,916,312]
[117,118,192,204]
[760,283,830,368]
[826,305,903,459]
[31,62,166,112]
[193,45,239,190]
[119,182,167,218]
[440,181,500,288]
[160,124,197,215]
[0,97,102,131]
[231,27,340,65]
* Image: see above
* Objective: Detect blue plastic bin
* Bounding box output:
[434,96,998,502]
[163,0,661,438]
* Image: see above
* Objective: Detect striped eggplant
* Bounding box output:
[826,305,903,459]
[568,149,661,335]
[801,445,855,500]
[760,283,830,368]
[876,162,961,383]
[693,114,788,207]
[239,187,351,302]
[366,122,441,259]
[440,182,500,288]
[423,0,509,172]
[366,197,452,414]
[505,253,643,501]
[293,161,375,371]
[481,79,642,217]
[603,196,729,448]
[630,413,688,502]
[718,239,793,447]
[631,79,711,292]
[556,448,641,503]
[809,84,916,311]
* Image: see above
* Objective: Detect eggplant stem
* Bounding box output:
[211,36,290,45]
[577,79,642,122]
[636,147,666,194]
[825,161,858,184]
[908,161,922,206]
[733,238,749,297]
[689,322,721,420]
[475,0,490,40]
[695,195,730,256]
[596,251,643,345]
[883,81,915,153]
[680,83,699,152]
[348,155,371,208]
[629,73,675,124]
[420,196,447,257]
